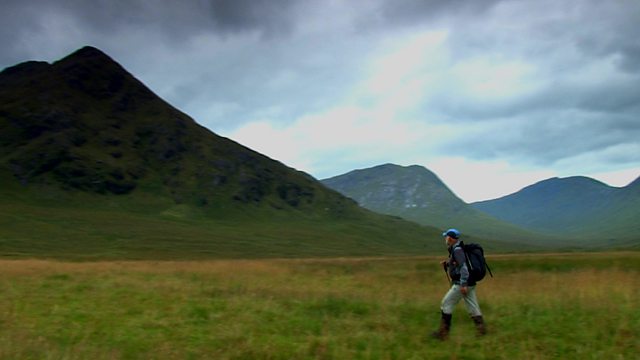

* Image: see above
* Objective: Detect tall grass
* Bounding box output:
[0,252,638,359]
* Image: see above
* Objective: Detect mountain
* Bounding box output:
[472,176,640,245]
[628,176,640,194]
[322,164,464,221]
[0,46,451,259]
[322,164,553,244]
[0,46,341,210]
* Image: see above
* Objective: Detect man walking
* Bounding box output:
[431,228,487,340]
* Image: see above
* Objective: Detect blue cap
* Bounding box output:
[442,228,460,239]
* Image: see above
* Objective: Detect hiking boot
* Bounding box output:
[471,315,487,336]
[430,312,452,340]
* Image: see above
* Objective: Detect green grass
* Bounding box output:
[0,180,455,259]
[0,252,638,359]
[0,170,534,260]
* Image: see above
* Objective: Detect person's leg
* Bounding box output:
[462,286,487,335]
[431,311,452,340]
[461,286,482,317]
[441,284,463,314]
[431,285,462,340]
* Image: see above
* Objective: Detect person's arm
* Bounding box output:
[453,247,469,293]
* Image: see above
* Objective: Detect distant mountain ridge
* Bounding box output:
[472,175,640,243]
[322,164,553,243]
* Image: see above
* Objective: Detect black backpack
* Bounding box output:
[456,241,493,283]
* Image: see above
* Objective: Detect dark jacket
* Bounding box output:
[447,240,474,286]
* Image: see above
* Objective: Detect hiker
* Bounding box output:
[431,228,487,340]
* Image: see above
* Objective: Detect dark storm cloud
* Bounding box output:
[0,0,301,64]
[433,73,640,122]
[0,0,206,66]
[395,0,640,171]
[207,0,298,36]
[570,3,640,73]
[51,0,301,39]
[374,0,502,25]
[1,0,190,38]
[445,111,640,168]
[0,1,44,65]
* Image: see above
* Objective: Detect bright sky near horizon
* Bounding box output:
[1,0,639,202]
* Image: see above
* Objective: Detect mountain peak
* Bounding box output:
[63,46,113,61]
[322,162,466,221]
[54,45,125,75]
[0,46,169,193]
[1,46,120,88]
[51,46,159,103]
[350,163,438,178]
[521,176,611,195]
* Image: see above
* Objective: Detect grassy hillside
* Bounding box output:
[0,164,460,259]
[472,176,640,245]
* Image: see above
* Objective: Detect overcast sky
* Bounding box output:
[2,0,639,202]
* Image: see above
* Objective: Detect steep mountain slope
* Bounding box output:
[472,176,640,244]
[0,46,329,212]
[0,46,452,259]
[322,164,553,244]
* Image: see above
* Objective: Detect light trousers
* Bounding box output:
[440,284,482,317]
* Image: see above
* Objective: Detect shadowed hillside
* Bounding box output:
[0,46,343,212]
[472,176,640,246]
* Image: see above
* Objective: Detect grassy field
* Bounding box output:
[0,181,461,260]
[0,252,638,359]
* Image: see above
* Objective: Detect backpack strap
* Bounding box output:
[457,241,472,270]
[485,260,494,278]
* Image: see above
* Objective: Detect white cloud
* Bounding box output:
[589,167,640,188]
[360,30,448,96]
[425,157,556,202]
[450,57,538,101]
[228,104,431,174]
